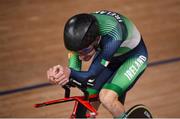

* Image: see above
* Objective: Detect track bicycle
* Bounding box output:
[34,80,153,118]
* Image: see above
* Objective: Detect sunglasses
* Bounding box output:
[78,45,94,55]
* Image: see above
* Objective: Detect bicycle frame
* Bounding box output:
[34,85,99,118]
[34,83,153,118]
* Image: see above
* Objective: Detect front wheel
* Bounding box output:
[126,104,153,118]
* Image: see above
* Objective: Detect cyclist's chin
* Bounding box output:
[81,55,92,61]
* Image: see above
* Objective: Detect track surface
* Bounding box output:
[0,0,180,118]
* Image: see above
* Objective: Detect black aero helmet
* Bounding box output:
[64,13,98,51]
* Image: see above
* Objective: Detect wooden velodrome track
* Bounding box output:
[0,0,180,118]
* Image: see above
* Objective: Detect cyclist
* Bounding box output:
[47,10,148,118]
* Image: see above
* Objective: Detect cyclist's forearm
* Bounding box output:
[70,61,105,82]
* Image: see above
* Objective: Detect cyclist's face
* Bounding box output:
[78,36,100,61]
[78,45,95,61]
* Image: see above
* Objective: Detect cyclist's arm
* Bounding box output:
[68,51,82,71]
[70,35,123,83]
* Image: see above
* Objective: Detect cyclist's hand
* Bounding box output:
[55,66,71,86]
[47,66,61,85]
[47,65,71,86]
